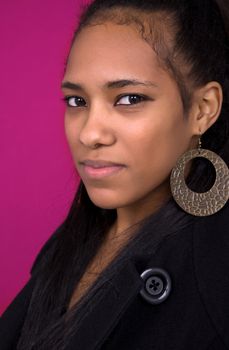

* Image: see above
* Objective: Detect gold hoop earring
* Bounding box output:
[170,137,229,216]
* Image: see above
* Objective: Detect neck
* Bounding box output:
[111,180,171,238]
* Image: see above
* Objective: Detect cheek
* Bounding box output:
[125,115,190,186]
[128,114,186,163]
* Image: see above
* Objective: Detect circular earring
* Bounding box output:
[170,136,229,216]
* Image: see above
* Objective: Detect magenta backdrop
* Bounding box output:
[0,1,87,315]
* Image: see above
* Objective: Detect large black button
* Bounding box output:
[140,268,172,305]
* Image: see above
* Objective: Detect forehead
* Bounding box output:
[64,22,165,83]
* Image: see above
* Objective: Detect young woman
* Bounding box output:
[1,0,229,349]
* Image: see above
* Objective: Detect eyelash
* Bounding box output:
[62,94,151,108]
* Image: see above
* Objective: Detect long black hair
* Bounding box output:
[17,1,229,349]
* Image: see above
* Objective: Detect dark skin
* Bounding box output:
[62,22,223,311]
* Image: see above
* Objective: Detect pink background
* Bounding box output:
[0,1,86,315]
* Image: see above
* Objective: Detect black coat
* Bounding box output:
[1,202,229,350]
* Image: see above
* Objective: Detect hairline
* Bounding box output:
[72,7,193,114]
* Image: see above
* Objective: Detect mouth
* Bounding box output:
[79,159,126,179]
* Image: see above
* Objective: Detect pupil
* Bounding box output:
[129,95,141,104]
[76,97,84,106]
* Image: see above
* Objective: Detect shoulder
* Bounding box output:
[0,277,37,349]
[192,201,229,347]
[193,199,229,273]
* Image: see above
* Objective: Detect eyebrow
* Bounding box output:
[106,79,158,89]
[61,79,158,91]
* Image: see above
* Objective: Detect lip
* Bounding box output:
[79,159,126,179]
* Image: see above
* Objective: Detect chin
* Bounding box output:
[85,187,125,209]
[88,196,120,210]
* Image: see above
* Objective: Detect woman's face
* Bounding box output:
[62,22,194,210]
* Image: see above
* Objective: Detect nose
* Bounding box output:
[79,104,116,149]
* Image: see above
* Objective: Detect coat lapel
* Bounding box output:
[67,259,143,350]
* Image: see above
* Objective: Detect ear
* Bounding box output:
[189,81,223,136]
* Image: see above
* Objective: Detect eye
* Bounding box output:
[63,96,86,107]
[115,94,148,106]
